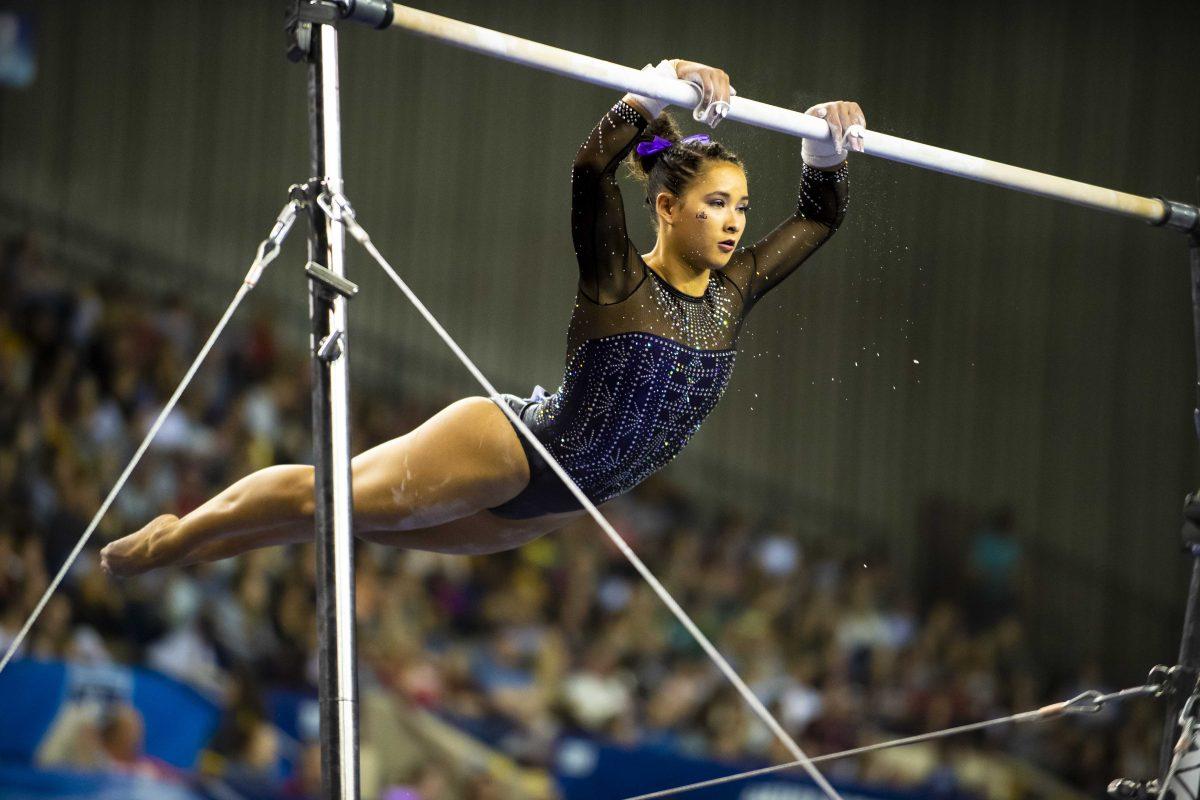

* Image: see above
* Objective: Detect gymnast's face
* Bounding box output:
[659,161,749,271]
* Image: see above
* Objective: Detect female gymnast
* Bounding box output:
[100,59,866,576]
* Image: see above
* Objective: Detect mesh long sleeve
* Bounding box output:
[571,101,650,305]
[723,160,849,309]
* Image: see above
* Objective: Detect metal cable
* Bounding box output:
[0,200,299,676]
[623,684,1164,799]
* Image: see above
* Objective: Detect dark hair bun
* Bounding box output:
[627,112,684,180]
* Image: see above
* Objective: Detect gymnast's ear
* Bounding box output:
[653,191,679,226]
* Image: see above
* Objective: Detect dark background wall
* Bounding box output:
[2,0,1198,680]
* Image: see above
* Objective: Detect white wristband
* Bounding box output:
[625,59,677,120]
[802,137,847,168]
[803,121,866,167]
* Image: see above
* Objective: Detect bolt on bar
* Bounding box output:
[383,2,1182,229]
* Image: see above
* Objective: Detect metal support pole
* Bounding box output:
[305,20,360,800]
[1160,560,1200,776]
[1161,233,1200,781]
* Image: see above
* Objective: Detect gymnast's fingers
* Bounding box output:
[838,103,859,152]
[696,71,729,127]
[712,70,732,125]
[848,100,867,129]
[843,101,867,152]
[716,69,731,105]
[853,101,868,151]
[689,71,710,109]
[819,104,844,154]
[828,101,855,153]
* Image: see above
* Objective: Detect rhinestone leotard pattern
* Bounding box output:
[487,100,848,518]
[529,332,736,506]
[525,258,742,511]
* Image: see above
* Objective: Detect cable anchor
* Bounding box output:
[244,198,302,288]
[315,186,371,248]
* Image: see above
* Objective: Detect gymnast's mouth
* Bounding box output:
[717,239,736,251]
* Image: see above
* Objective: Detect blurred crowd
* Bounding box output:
[0,232,1164,799]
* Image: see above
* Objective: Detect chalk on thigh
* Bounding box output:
[349,397,531,531]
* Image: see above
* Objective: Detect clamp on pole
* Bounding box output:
[305,260,359,299]
[316,186,371,246]
[286,0,393,57]
[1153,197,1200,236]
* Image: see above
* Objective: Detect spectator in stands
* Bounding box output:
[69,703,183,783]
[965,506,1023,628]
[281,741,322,799]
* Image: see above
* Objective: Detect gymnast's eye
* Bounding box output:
[710,199,726,208]
[737,205,750,213]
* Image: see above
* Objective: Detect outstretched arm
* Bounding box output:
[724,100,863,309]
[725,160,850,307]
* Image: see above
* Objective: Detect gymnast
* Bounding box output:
[100,59,865,575]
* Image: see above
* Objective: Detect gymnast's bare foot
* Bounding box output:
[100,514,179,577]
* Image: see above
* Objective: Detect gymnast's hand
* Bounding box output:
[670,59,737,127]
[804,100,867,155]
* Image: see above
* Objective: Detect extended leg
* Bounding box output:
[101,397,534,575]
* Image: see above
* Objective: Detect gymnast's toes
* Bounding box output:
[101,514,178,577]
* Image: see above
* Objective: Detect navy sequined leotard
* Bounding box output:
[488,99,849,519]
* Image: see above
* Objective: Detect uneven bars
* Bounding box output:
[383,3,1181,228]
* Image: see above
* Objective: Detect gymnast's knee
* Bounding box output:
[279,465,317,516]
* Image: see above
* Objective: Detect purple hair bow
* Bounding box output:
[635,133,712,158]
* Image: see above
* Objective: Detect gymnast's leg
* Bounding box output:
[100,396,572,576]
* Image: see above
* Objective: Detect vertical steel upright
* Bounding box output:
[287,2,391,795]
[305,20,360,800]
[1161,232,1200,781]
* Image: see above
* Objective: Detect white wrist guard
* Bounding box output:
[626,59,677,120]
[804,121,866,167]
[802,135,847,169]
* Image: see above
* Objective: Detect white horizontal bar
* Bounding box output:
[387,3,1167,226]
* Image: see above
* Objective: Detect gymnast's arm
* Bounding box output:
[570,98,650,305]
[723,160,849,308]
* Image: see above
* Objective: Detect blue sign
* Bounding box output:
[0,659,220,770]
